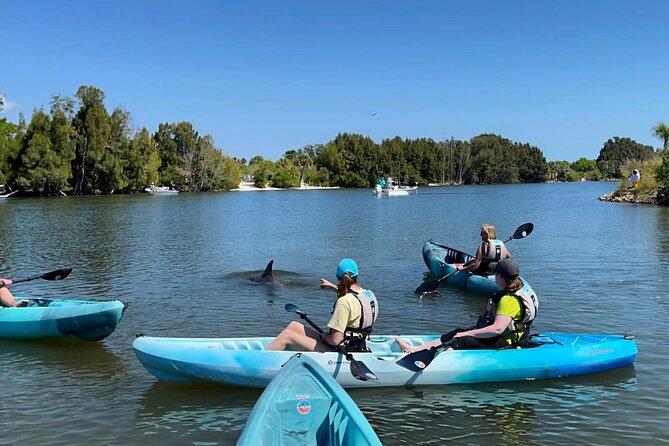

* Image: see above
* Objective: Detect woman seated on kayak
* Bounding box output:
[456,223,511,276]
[0,278,28,307]
[396,259,538,352]
[266,259,379,352]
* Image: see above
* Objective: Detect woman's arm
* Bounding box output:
[320,329,344,346]
[458,245,484,272]
[453,314,512,339]
[320,278,337,291]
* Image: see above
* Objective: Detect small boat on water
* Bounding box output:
[0,298,126,341]
[422,240,533,295]
[237,354,382,446]
[373,184,418,196]
[133,332,637,388]
[145,185,178,196]
[0,185,17,199]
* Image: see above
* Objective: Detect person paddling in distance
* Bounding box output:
[456,224,511,276]
[396,259,538,352]
[0,278,29,307]
[266,259,379,352]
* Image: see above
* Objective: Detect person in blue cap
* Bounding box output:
[266,259,379,352]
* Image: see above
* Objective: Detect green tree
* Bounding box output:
[596,136,656,179]
[0,118,19,187]
[652,122,669,150]
[124,128,160,192]
[71,86,111,195]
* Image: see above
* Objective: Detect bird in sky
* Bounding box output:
[369,112,376,116]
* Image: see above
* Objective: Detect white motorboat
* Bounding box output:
[145,186,179,196]
[373,184,418,196]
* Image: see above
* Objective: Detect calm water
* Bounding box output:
[1,182,668,445]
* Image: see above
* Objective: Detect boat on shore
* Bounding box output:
[0,298,126,341]
[145,185,179,196]
[0,185,17,199]
[373,184,418,196]
[133,332,637,388]
[237,354,382,446]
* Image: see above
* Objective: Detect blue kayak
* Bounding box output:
[237,354,382,446]
[422,240,533,295]
[133,333,637,388]
[0,298,126,341]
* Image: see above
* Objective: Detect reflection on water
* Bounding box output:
[135,382,261,445]
[349,367,637,446]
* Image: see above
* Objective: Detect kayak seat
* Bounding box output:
[275,393,331,445]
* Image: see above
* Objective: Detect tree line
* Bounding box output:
[1,86,668,196]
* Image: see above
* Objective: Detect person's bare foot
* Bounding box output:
[395,337,415,353]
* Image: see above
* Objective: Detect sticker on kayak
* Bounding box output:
[365,372,378,380]
[295,394,310,400]
[414,361,426,369]
[296,400,311,415]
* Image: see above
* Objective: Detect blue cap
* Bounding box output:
[336,258,358,278]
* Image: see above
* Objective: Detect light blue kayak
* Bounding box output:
[0,298,126,341]
[422,240,533,295]
[237,354,382,446]
[133,333,637,388]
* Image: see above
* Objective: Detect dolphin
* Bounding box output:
[248,260,280,285]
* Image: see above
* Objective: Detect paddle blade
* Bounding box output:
[41,268,73,281]
[414,279,440,294]
[396,348,437,372]
[511,223,534,240]
[284,303,299,313]
[349,359,379,382]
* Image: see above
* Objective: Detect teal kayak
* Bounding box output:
[422,240,533,295]
[133,333,637,388]
[0,298,126,341]
[237,354,382,446]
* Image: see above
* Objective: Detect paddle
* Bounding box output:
[284,303,379,383]
[414,222,534,294]
[395,339,456,372]
[1,268,73,287]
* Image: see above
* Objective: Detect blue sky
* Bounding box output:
[1,1,667,161]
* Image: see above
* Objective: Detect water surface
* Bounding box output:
[1,182,667,445]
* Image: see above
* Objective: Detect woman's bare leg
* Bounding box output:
[0,287,17,307]
[266,321,329,351]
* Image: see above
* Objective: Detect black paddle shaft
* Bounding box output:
[4,268,73,286]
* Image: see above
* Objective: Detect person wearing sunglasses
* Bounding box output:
[456,223,511,276]
[266,259,378,352]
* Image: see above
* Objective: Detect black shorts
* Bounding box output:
[440,328,508,350]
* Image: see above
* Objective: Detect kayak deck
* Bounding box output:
[133,333,638,388]
[237,354,382,446]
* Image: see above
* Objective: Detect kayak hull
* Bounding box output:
[0,298,126,341]
[133,333,637,388]
[237,354,382,446]
[422,240,532,295]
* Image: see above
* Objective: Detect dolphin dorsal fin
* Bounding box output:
[262,260,274,278]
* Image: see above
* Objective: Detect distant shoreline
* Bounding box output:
[233,181,340,192]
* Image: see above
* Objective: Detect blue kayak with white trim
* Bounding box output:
[133,333,637,388]
[0,298,126,341]
[237,354,382,446]
[423,240,533,295]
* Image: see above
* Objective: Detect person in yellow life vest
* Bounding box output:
[456,223,511,276]
[396,259,538,352]
[266,259,378,352]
